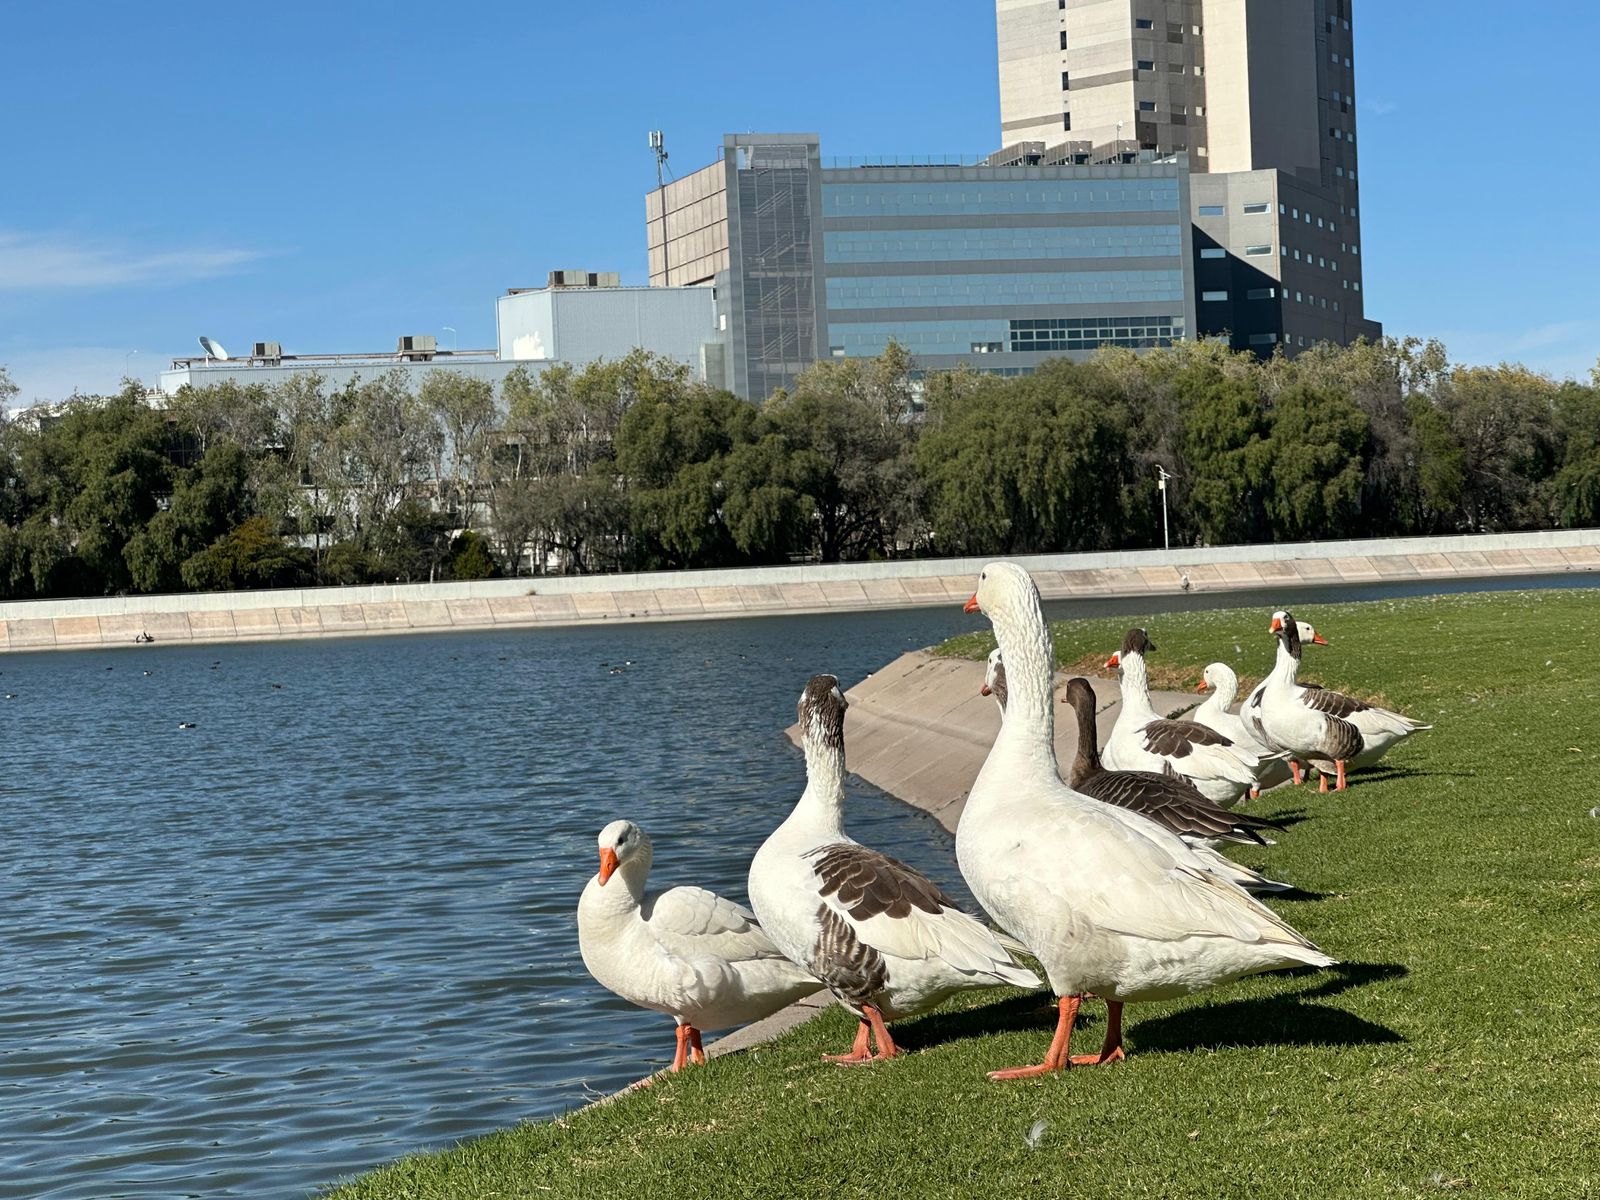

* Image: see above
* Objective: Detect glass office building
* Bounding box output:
[647,134,1196,400]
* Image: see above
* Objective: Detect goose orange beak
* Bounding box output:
[1105,653,1120,669]
[1311,633,1330,646]
[598,847,619,885]
[1196,680,1210,693]
[1270,616,1283,633]
[979,683,992,696]
[963,594,980,614]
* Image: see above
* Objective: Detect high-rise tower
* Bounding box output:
[996,0,1378,353]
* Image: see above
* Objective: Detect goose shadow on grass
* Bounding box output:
[895,962,1407,1057]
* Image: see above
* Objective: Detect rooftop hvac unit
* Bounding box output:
[397,334,437,361]
[252,341,282,363]
[547,270,623,289]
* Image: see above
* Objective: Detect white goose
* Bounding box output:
[1195,662,1292,797]
[749,675,1040,1063]
[983,653,1291,891]
[577,819,820,1072]
[1102,629,1262,807]
[1252,610,1370,791]
[1243,620,1328,763]
[1249,613,1432,784]
[959,563,1334,1079]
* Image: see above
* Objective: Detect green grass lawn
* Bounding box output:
[323,589,1600,1200]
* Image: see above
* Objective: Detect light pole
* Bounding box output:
[1155,464,1176,551]
[124,349,138,381]
[442,326,457,353]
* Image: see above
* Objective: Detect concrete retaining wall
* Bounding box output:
[2,528,1596,653]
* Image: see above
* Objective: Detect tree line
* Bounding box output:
[0,337,1596,600]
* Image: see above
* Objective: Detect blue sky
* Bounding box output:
[2,0,1596,403]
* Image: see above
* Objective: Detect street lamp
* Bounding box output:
[1155,464,1177,551]
[124,349,139,380]
[442,326,457,353]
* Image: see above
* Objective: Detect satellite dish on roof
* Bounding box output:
[198,335,230,361]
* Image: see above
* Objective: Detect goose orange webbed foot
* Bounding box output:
[824,1007,898,1065]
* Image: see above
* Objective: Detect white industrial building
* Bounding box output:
[158,271,720,395]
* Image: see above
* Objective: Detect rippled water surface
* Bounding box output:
[0,606,992,1200]
[0,572,1586,1199]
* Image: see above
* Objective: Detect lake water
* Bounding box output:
[0,571,1588,1199]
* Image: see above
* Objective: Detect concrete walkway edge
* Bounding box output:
[3,528,1597,653]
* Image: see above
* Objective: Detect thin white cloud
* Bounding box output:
[0,229,267,291]
[1368,99,1399,116]
[0,346,157,407]
[1436,319,1600,380]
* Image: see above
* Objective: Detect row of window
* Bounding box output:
[1253,333,1379,353]
[827,314,1185,357]
[825,269,1187,309]
[1199,201,1356,235]
[1200,245,1272,259]
[1204,289,1345,316]
[822,180,1182,218]
[1010,315,1184,352]
[823,225,1184,265]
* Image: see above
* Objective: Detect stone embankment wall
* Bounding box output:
[2,528,1596,653]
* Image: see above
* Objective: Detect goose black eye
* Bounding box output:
[980,571,987,580]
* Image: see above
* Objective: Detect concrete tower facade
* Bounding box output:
[996,0,1376,353]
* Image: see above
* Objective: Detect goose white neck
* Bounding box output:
[1118,652,1158,719]
[1197,668,1237,719]
[793,733,847,836]
[593,848,652,914]
[1269,637,1301,686]
[989,602,1058,764]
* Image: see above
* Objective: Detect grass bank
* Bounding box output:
[323,589,1600,1199]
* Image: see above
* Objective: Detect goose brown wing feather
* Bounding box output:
[807,843,956,922]
[1076,770,1281,845]
[1142,718,1234,758]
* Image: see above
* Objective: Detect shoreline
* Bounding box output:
[2,528,1597,654]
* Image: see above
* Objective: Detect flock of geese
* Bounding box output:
[577,563,1431,1079]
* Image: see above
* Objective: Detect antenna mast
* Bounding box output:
[650,130,670,285]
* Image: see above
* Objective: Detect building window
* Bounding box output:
[1295,291,1303,302]
[1137,59,1154,70]
[1249,333,1277,345]
[1331,260,1338,272]
[1138,100,1156,111]
[1242,202,1269,214]
[1135,18,1154,28]
[1281,246,1288,257]
[1009,315,1184,352]
[1060,30,1068,48]
[1353,282,1361,292]
[1200,247,1226,259]
[1316,217,1324,228]
[1335,166,1345,177]
[1202,290,1229,302]
[1318,256,1326,267]
[1062,112,1072,130]
[1304,212,1312,223]
[1291,208,1299,218]
[1245,245,1271,256]
[1293,249,1300,260]
[1352,244,1359,255]
[1198,204,1223,216]
[1334,301,1340,312]
[1246,287,1276,300]
[1061,71,1070,89]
